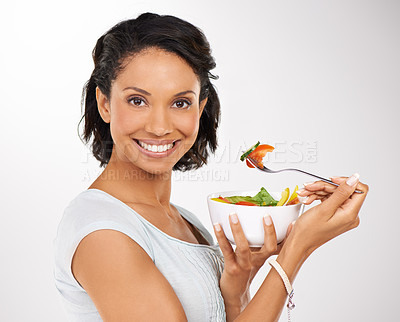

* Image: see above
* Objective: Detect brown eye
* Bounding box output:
[172,99,191,109]
[129,97,146,106]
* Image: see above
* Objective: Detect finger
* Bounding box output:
[213,223,236,264]
[300,193,330,203]
[259,215,277,257]
[300,194,319,205]
[297,188,330,197]
[330,176,368,197]
[321,173,360,215]
[229,213,251,267]
[330,176,347,184]
[336,182,369,220]
[312,191,330,197]
[320,195,330,202]
[286,221,295,237]
[302,181,338,194]
[349,181,369,198]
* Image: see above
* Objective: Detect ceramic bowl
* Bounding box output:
[207,190,302,246]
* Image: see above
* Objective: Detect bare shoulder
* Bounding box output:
[72,229,187,322]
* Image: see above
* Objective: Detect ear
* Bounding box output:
[96,87,111,123]
[199,97,208,118]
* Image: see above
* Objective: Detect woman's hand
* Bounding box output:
[214,174,368,322]
[290,173,369,255]
[296,175,361,204]
[213,214,293,321]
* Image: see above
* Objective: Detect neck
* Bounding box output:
[92,153,173,207]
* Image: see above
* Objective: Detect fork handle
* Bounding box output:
[284,169,363,194]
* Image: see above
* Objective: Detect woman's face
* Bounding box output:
[97,47,207,175]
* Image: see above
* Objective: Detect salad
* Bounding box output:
[211,186,300,207]
[211,142,300,206]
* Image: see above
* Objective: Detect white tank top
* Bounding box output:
[53,189,226,321]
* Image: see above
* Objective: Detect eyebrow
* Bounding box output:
[123,86,196,97]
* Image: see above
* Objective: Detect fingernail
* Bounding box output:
[297,188,306,195]
[229,213,239,224]
[214,223,221,232]
[330,176,340,180]
[346,173,360,187]
[298,195,308,204]
[264,215,272,226]
[303,181,314,186]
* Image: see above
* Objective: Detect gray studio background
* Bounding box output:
[1,0,399,321]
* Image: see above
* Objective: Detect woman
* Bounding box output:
[54,12,368,321]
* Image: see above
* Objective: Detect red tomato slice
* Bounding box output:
[246,144,274,168]
[235,201,258,206]
[246,159,255,168]
[249,144,275,160]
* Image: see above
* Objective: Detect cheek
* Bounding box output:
[178,112,200,138]
[110,108,140,135]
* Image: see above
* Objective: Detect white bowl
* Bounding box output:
[207,190,302,247]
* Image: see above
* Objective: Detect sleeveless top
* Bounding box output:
[53,189,226,322]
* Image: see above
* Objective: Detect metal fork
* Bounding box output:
[246,156,364,194]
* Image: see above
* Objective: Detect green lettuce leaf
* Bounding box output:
[225,187,278,206]
[252,187,278,206]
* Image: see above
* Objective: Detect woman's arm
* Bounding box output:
[215,214,304,322]
[71,229,187,322]
[215,174,368,322]
[216,214,293,321]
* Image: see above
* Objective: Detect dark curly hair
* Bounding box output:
[78,12,220,171]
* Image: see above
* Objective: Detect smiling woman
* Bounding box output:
[95,48,209,175]
[54,11,368,322]
[54,13,227,322]
[78,13,220,172]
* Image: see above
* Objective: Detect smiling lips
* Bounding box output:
[134,139,178,155]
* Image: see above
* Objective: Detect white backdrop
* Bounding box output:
[1,0,399,321]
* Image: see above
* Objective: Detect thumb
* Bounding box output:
[321,173,360,213]
[286,220,295,237]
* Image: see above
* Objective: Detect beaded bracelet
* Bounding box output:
[269,259,295,321]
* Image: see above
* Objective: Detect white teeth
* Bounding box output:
[137,140,175,153]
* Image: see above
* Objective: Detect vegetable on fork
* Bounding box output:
[240,142,275,168]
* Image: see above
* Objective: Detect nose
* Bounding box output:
[144,105,173,136]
